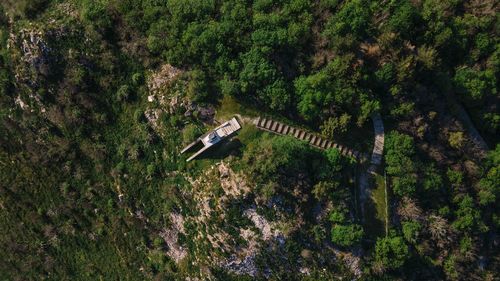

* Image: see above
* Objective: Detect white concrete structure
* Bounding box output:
[181,117,241,162]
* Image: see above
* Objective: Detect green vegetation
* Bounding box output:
[375,234,410,270]
[478,145,500,206]
[385,132,417,197]
[0,0,498,280]
[364,173,388,239]
[330,220,364,247]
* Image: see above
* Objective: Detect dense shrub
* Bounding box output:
[375,235,410,270]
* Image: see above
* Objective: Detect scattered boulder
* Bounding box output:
[159,213,188,264]
[147,64,183,95]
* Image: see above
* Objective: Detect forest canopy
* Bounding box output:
[0,0,498,280]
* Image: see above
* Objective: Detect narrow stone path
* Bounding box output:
[367,113,384,174]
[253,117,367,162]
[359,113,385,222]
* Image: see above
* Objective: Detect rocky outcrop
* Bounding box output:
[159,213,188,263]
[147,64,183,95]
[145,64,215,133]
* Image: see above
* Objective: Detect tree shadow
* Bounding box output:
[197,137,243,161]
[364,195,385,241]
[363,173,387,241]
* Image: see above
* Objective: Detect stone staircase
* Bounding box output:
[253,117,367,162]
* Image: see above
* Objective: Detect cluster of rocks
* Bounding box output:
[159,213,188,263]
[145,64,215,130]
[220,206,285,277]
[176,161,286,278]
[14,28,52,77]
[147,64,183,94]
[8,26,53,112]
[243,207,283,242]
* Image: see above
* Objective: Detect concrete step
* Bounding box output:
[276,123,283,133]
[298,131,305,139]
[271,121,278,131]
[321,139,328,148]
[310,135,317,145]
[319,139,327,148]
[255,117,261,126]
[258,117,266,127]
[253,117,363,162]
[265,119,272,129]
[282,125,289,135]
[294,130,301,138]
[338,145,344,153]
[301,132,309,141]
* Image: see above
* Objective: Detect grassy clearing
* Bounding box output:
[364,173,388,239]
[374,174,389,235]
[215,95,260,121]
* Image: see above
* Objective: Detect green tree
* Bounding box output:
[132,72,144,86]
[385,132,417,197]
[478,144,500,206]
[243,135,314,189]
[402,220,422,244]
[320,114,351,140]
[375,235,410,270]
[239,48,289,111]
[81,0,113,31]
[448,131,464,150]
[331,224,363,247]
[386,1,420,37]
[311,225,327,243]
[294,71,329,121]
[452,195,487,233]
[325,148,343,172]
[312,181,337,201]
[187,69,209,102]
[444,255,459,280]
[147,163,156,176]
[453,67,497,101]
[329,210,346,224]
[295,56,360,121]
[393,174,417,197]
[323,0,370,40]
[422,165,443,192]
